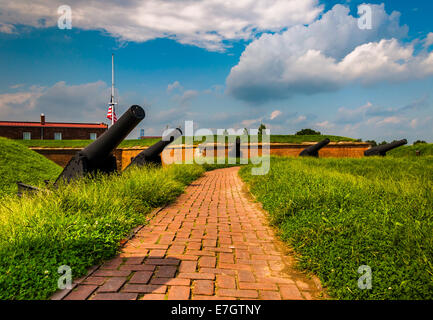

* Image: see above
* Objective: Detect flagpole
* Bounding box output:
[111,53,115,126]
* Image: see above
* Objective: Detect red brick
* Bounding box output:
[129,271,153,284]
[219,253,234,264]
[238,282,278,291]
[280,285,304,300]
[178,273,215,280]
[123,257,145,265]
[199,256,216,268]
[140,294,166,300]
[64,285,97,300]
[91,293,138,300]
[83,277,106,286]
[93,270,131,277]
[119,264,155,272]
[238,270,255,282]
[145,258,180,265]
[216,275,236,289]
[179,260,197,273]
[157,266,177,278]
[122,284,167,294]
[98,277,127,292]
[168,286,190,300]
[151,278,190,286]
[193,280,214,296]
[218,289,258,299]
[260,291,281,300]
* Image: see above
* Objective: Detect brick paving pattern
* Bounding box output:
[54,167,323,300]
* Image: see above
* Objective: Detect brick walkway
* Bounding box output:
[54,167,323,300]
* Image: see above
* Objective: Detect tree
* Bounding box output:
[296,128,321,135]
[379,141,388,146]
[258,123,266,135]
[243,128,249,135]
[222,129,228,136]
[414,140,427,145]
[366,140,377,147]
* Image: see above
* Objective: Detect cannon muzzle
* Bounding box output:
[55,105,145,184]
[127,127,182,168]
[364,139,407,157]
[299,138,330,157]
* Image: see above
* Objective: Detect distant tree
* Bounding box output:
[414,140,427,145]
[258,123,266,135]
[243,128,249,135]
[379,141,388,146]
[366,140,377,147]
[222,129,228,136]
[296,128,321,135]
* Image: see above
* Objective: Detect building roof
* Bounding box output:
[0,121,108,129]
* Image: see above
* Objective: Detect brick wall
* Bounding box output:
[0,126,107,140]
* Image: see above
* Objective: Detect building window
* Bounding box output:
[90,133,97,140]
[54,132,62,140]
[23,132,31,140]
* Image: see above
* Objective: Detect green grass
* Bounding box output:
[239,156,433,300]
[0,163,204,300]
[0,137,63,197]
[16,134,355,148]
[18,138,162,148]
[388,143,433,157]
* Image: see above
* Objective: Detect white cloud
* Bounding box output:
[178,90,198,105]
[270,110,282,120]
[0,22,16,34]
[0,0,322,51]
[0,80,110,122]
[425,32,433,48]
[226,4,433,103]
[167,81,182,93]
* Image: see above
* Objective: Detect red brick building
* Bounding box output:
[0,114,108,140]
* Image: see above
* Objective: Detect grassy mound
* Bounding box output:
[0,137,62,197]
[389,143,433,157]
[17,134,356,149]
[0,164,204,299]
[239,157,433,300]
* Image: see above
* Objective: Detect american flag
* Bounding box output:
[107,105,117,123]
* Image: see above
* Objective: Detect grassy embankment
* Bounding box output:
[239,156,433,299]
[0,137,207,299]
[17,134,356,148]
[388,143,433,157]
[0,137,62,197]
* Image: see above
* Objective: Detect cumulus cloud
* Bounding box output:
[226,4,433,103]
[0,81,110,122]
[0,0,322,51]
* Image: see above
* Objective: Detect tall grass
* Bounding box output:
[239,156,433,300]
[0,164,204,300]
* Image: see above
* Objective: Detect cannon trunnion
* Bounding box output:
[55,105,145,184]
[364,139,407,157]
[299,138,330,157]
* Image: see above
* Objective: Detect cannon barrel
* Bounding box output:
[127,127,182,167]
[81,105,145,164]
[364,139,407,157]
[55,105,145,184]
[299,138,330,157]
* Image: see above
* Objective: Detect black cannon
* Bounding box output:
[228,137,242,158]
[299,138,330,157]
[55,105,145,184]
[364,139,407,157]
[126,127,182,168]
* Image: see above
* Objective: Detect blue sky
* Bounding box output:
[0,0,432,142]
